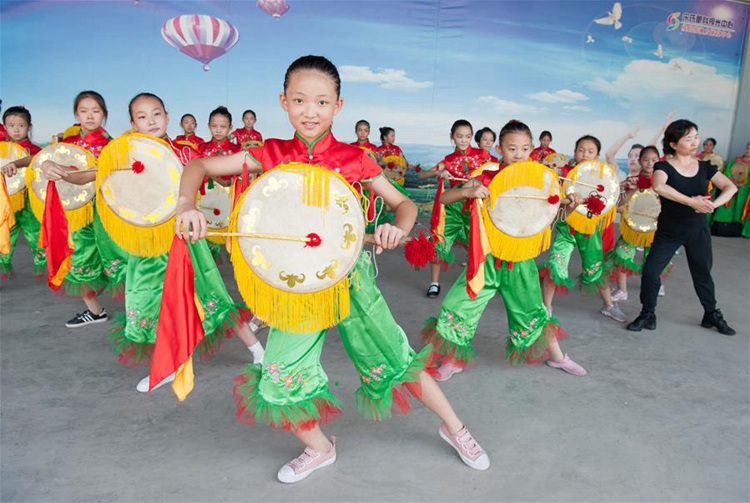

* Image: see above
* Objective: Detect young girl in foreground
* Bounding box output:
[102,93,263,391]
[0,106,45,278]
[423,120,586,381]
[176,55,489,483]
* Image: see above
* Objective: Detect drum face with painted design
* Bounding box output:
[99,135,183,227]
[565,160,620,217]
[487,163,560,237]
[0,141,29,196]
[236,165,365,294]
[199,185,232,229]
[624,189,660,234]
[29,143,96,210]
[729,160,748,187]
[382,154,406,182]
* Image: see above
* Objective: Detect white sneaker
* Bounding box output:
[600,303,627,323]
[137,372,175,393]
[611,288,628,302]
[277,437,337,483]
[658,285,666,297]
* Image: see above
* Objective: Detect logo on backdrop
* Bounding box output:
[667,11,736,39]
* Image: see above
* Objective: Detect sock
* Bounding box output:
[248,342,264,364]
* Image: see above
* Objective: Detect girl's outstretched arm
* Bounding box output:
[369,176,417,253]
[648,110,676,147]
[605,126,640,165]
[439,179,489,205]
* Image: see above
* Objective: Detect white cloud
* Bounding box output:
[563,105,593,112]
[477,96,543,115]
[339,66,433,90]
[588,58,738,108]
[527,89,589,104]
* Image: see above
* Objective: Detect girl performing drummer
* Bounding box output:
[530,130,555,162]
[350,119,393,232]
[0,106,45,278]
[350,119,380,160]
[99,92,263,391]
[176,55,490,483]
[419,120,492,298]
[422,119,586,381]
[176,113,205,149]
[377,126,411,186]
[38,91,129,326]
[539,135,626,323]
[474,127,497,157]
[230,109,263,148]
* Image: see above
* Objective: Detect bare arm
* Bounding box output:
[648,110,676,147]
[176,151,261,240]
[0,155,33,176]
[439,179,489,204]
[605,126,640,165]
[369,176,417,254]
[709,171,738,209]
[652,169,714,213]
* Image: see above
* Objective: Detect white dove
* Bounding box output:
[622,35,633,43]
[654,44,664,59]
[594,2,623,30]
[586,35,595,44]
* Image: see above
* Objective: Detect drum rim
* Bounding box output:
[29,143,96,209]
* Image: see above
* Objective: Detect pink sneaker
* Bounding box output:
[435,361,463,382]
[439,424,490,471]
[276,436,337,483]
[546,354,587,376]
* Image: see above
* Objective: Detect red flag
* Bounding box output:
[41,181,73,291]
[429,180,445,238]
[149,237,205,400]
[466,199,486,300]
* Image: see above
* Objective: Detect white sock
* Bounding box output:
[248,342,265,364]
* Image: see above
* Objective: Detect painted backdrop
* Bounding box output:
[1,0,747,167]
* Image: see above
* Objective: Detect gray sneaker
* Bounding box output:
[601,303,627,323]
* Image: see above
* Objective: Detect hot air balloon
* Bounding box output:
[257,0,290,19]
[161,14,240,72]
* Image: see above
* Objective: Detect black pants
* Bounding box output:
[640,224,716,314]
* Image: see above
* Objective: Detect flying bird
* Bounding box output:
[586,35,596,44]
[654,44,664,59]
[594,2,623,30]
[622,35,633,43]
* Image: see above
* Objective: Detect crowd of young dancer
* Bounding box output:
[0,55,741,484]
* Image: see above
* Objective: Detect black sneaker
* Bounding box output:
[701,309,736,336]
[65,309,108,328]
[426,283,441,298]
[626,312,656,332]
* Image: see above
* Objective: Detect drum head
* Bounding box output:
[382,154,406,181]
[29,144,96,210]
[702,153,724,171]
[199,185,232,229]
[566,160,620,217]
[543,152,568,174]
[0,141,29,196]
[487,161,560,237]
[236,164,365,294]
[241,139,263,150]
[99,135,183,227]
[729,160,748,187]
[624,189,660,233]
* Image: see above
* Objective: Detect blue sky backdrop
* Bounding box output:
[1,0,747,164]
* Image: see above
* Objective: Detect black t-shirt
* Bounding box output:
[654,159,717,228]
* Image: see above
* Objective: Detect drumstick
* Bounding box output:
[559,177,605,192]
[203,231,409,247]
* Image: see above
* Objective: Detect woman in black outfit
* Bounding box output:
[627,120,737,335]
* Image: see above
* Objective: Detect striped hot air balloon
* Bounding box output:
[161,14,240,71]
[257,0,290,19]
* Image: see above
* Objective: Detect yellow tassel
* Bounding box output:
[620,220,655,247]
[228,164,352,333]
[9,190,25,213]
[95,133,177,257]
[481,161,554,262]
[565,209,599,235]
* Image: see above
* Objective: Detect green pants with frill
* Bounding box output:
[108,238,249,366]
[233,252,427,432]
[0,198,46,278]
[607,236,673,280]
[422,256,566,369]
[435,200,470,267]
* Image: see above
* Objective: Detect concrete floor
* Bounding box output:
[1,228,748,502]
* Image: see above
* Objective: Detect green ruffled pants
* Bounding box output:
[108,239,248,366]
[422,256,565,368]
[93,210,128,297]
[0,199,46,278]
[233,252,427,431]
[540,220,607,294]
[435,200,470,266]
[608,236,673,279]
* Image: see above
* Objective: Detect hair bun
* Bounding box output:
[217,106,228,111]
